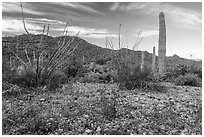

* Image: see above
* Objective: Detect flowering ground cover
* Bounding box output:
[2,82,202,135]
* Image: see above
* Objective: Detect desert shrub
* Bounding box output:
[26,115,59,135]
[4,36,81,90]
[2,104,59,135]
[95,56,111,65]
[174,73,202,87]
[78,62,117,83]
[2,70,17,84]
[64,61,88,79]
[141,82,167,93]
[47,70,68,90]
[96,58,107,65]
[64,65,78,78]
[2,58,18,82]
[188,66,202,79]
[195,68,202,79]
[117,64,152,90]
[82,71,100,83]
[177,64,190,75]
[163,64,190,81]
[7,66,38,88]
[98,88,117,121]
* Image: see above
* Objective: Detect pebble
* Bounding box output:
[58,129,63,132]
[83,114,89,118]
[159,125,165,130]
[85,129,92,134]
[40,98,45,102]
[96,127,101,132]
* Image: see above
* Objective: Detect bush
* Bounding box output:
[3,36,81,90]
[95,56,112,65]
[64,58,88,79]
[163,64,190,81]
[8,66,38,88]
[188,66,202,79]
[78,62,117,83]
[117,64,152,90]
[96,58,107,65]
[47,70,68,90]
[2,104,59,135]
[174,73,202,87]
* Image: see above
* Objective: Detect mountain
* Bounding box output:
[2,34,202,70]
[166,54,202,69]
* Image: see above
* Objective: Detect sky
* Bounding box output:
[2,2,202,59]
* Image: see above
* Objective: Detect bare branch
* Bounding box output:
[9,47,27,67]
[25,48,31,66]
[118,24,121,49]
[20,2,29,35]
[132,31,143,51]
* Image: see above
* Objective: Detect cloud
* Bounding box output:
[56,26,118,39]
[52,2,103,15]
[83,33,118,39]
[2,18,44,34]
[111,2,201,30]
[131,30,159,38]
[26,18,65,25]
[168,7,201,29]
[2,17,116,39]
[2,2,43,15]
[110,2,120,11]
[141,30,159,37]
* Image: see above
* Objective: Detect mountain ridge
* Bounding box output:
[2,34,202,69]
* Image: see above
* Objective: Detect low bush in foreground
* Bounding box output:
[117,64,152,90]
[3,36,82,90]
[174,73,202,87]
[163,64,202,82]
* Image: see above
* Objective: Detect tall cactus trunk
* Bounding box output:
[82,55,85,64]
[141,51,144,72]
[158,12,166,75]
[47,24,50,36]
[152,46,156,73]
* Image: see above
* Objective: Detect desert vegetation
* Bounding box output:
[2,5,202,135]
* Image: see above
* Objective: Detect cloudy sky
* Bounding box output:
[2,2,202,59]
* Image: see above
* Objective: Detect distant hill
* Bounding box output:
[166,54,202,70]
[2,34,202,70]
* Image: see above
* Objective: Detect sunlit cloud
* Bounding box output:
[141,30,159,37]
[2,2,43,15]
[26,18,65,25]
[83,33,118,39]
[110,2,120,11]
[52,2,104,15]
[2,17,117,39]
[56,26,118,39]
[111,2,201,30]
[2,18,44,34]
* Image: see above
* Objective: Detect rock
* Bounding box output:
[58,129,63,133]
[96,126,101,132]
[85,129,92,134]
[39,98,46,102]
[83,114,89,118]
[159,125,165,130]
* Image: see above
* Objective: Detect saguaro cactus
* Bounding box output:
[158,12,166,75]
[141,51,144,72]
[152,46,156,73]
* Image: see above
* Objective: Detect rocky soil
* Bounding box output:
[2,82,202,135]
